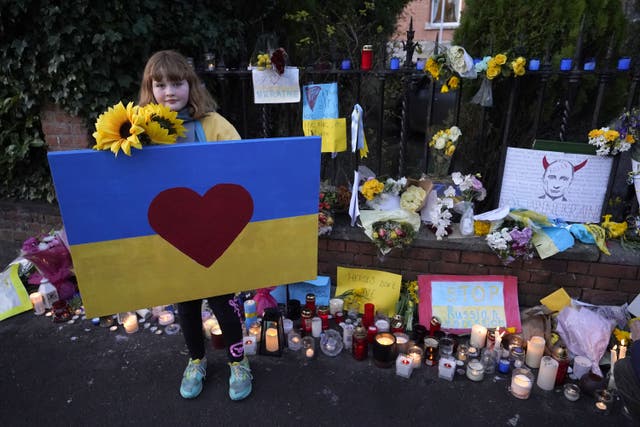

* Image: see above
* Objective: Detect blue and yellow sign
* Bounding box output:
[48,137,321,317]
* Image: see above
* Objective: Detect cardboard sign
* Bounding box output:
[499,147,612,223]
[302,83,346,153]
[418,275,521,334]
[0,263,32,321]
[48,137,321,317]
[335,267,402,317]
[252,67,301,104]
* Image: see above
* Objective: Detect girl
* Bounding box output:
[138,50,252,401]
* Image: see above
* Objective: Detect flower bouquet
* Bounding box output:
[428,126,462,177]
[485,220,534,265]
[318,181,337,236]
[425,45,476,93]
[587,127,634,156]
[335,287,372,314]
[359,209,421,255]
[400,178,432,212]
[21,230,77,300]
[360,177,407,211]
[92,102,187,157]
[450,172,487,235]
[610,107,640,210]
[471,53,526,107]
[396,280,419,331]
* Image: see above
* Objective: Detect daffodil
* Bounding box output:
[139,103,186,144]
[92,102,146,156]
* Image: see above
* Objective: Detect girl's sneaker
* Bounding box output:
[180,357,207,399]
[228,357,252,401]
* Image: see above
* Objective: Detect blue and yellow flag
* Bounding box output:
[48,137,321,317]
[302,83,347,153]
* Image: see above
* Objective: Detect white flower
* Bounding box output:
[447,46,470,75]
[434,136,447,150]
[451,172,463,186]
[449,126,462,142]
[444,185,457,197]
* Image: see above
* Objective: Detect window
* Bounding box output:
[428,0,461,29]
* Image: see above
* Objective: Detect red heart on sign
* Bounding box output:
[147,184,254,268]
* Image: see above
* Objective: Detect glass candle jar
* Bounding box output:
[466,359,485,381]
[367,325,378,344]
[411,324,428,346]
[391,314,404,333]
[342,320,354,350]
[594,389,613,415]
[509,346,525,369]
[328,298,344,316]
[302,336,316,359]
[551,344,570,387]
[425,338,439,367]
[375,318,390,333]
[456,344,469,363]
[288,331,302,351]
[407,345,424,369]
[430,316,441,334]
[372,332,397,368]
[563,383,581,402]
[362,303,375,328]
[317,306,330,330]
[352,326,368,361]
[305,293,316,315]
[301,308,313,334]
[481,348,496,374]
[394,332,410,354]
[361,45,373,70]
[510,368,534,399]
[439,336,456,357]
[311,317,322,338]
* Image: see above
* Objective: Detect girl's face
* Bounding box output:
[152,78,190,111]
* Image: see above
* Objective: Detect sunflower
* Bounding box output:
[139,103,186,145]
[92,102,145,156]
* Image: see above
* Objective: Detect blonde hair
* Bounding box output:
[138,50,217,119]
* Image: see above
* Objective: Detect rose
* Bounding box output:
[449,126,461,142]
[434,136,446,150]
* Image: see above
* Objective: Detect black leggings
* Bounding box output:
[177,293,244,362]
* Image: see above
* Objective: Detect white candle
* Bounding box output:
[282,318,293,335]
[243,336,257,355]
[29,292,45,315]
[376,336,395,345]
[573,355,592,380]
[408,346,423,369]
[123,313,138,333]
[619,341,627,360]
[438,357,456,381]
[395,354,414,378]
[288,334,302,351]
[311,317,322,337]
[158,310,174,326]
[305,348,315,358]
[536,356,559,391]
[329,298,344,315]
[525,336,545,368]
[466,359,485,381]
[375,319,390,332]
[265,327,279,352]
[470,324,488,349]
[511,373,533,399]
[203,318,218,338]
[249,323,261,342]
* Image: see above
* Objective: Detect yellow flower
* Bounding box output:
[448,76,460,89]
[613,328,631,343]
[92,101,145,156]
[425,57,440,79]
[626,134,636,144]
[441,84,449,93]
[494,54,507,65]
[486,65,501,80]
[604,129,620,141]
[360,178,384,200]
[140,103,186,144]
[588,129,604,139]
[511,57,526,76]
[445,144,456,157]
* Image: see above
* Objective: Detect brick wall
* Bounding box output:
[40,103,90,151]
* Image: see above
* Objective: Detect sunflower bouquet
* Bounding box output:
[92,102,186,156]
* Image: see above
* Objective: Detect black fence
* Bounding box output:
[199,56,640,219]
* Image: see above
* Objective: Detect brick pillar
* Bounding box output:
[40,103,90,151]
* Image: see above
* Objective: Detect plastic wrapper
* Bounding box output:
[470,78,493,107]
[253,287,278,317]
[556,306,616,376]
[360,209,421,255]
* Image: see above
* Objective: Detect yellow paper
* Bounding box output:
[540,287,572,313]
[335,267,401,317]
[303,118,347,153]
[0,263,33,321]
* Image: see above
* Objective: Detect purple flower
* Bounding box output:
[470,176,484,190]
[509,227,532,247]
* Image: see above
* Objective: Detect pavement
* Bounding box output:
[1,309,636,427]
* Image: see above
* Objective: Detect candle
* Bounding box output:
[282,318,293,335]
[265,327,279,352]
[439,337,455,357]
[563,383,581,402]
[29,292,45,315]
[249,323,261,342]
[302,336,315,359]
[537,356,559,391]
[202,317,218,339]
[407,346,423,369]
[394,332,410,354]
[594,389,613,415]
[244,299,257,328]
[373,332,397,368]
[495,327,504,352]
[366,325,378,344]
[438,357,456,381]
[573,355,592,380]
[305,348,315,358]
[374,318,389,333]
[510,369,534,399]
[619,340,627,359]
[470,324,488,349]
[243,336,257,355]
[395,354,414,378]
[288,332,302,351]
[211,327,225,349]
[525,336,545,368]
[123,312,138,334]
[311,317,322,337]
[329,298,344,315]
[466,359,485,382]
[158,310,174,326]
[352,326,368,361]
[342,322,354,350]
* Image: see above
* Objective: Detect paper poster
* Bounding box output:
[499,147,612,223]
[418,275,521,334]
[0,263,32,321]
[335,267,402,317]
[252,67,301,104]
[302,83,347,153]
[48,137,321,317]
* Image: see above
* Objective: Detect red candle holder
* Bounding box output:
[317,306,329,330]
[366,325,378,344]
[352,327,368,361]
[361,45,373,71]
[362,303,374,328]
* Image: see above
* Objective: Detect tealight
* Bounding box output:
[158,310,174,326]
[243,336,257,355]
[288,332,302,351]
[466,359,485,381]
[563,383,581,402]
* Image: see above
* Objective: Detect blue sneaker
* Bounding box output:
[228,357,252,401]
[180,358,206,399]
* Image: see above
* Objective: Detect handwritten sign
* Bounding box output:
[499,147,612,223]
[335,267,402,316]
[418,275,521,334]
[0,263,32,321]
[252,67,301,104]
